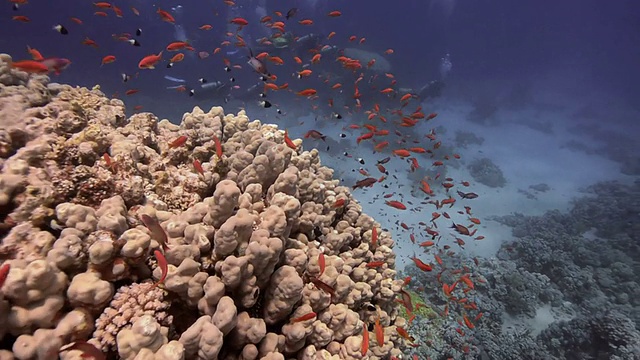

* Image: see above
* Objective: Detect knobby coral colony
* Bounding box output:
[0,54,413,359]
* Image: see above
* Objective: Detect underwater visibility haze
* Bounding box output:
[0,0,639,359]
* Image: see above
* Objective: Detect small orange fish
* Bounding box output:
[328,10,342,17]
[212,134,223,159]
[361,324,369,356]
[12,15,30,22]
[374,316,384,346]
[101,55,116,65]
[0,263,10,290]
[168,135,188,148]
[230,17,249,26]
[371,227,378,248]
[169,53,185,64]
[318,252,325,275]
[153,249,168,287]
[385,200,406,210]
[366,261,385,268]
[463,314,475,329]
[193,159,204,176]
[296,88,317,97]
[138,51,163,69]
[411,256,432,271]
[332,198,346,208]
[11,60,49,74]
[157,8,175,23]
[396,326,415,342]
[284,130,297,150]
[93,2,112,8]
[310,277,335,297]
[291,312,317,322]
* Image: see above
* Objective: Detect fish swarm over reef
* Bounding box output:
[0,54,406,359]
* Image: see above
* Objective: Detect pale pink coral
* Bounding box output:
[93,283,171,352]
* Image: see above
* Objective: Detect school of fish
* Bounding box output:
[5,0,486,358]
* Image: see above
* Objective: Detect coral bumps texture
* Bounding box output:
[0,54,404,360]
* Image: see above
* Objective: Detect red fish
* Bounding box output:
[283,130,297,150]
[291,312,317,323]
[361,324,369,356]
[374,316,384,346]
[310,278,335,297]
[411,256,432,271]
[304,130,326,141]
[318,252,325,276]
[153,250,168,287]
[11,60,49,74]
[168,135,188,148]
[297,88,317,96]
[157,8,175,23]
[138,51,163,69]
[352,177,377,190]
[385,200,406,210]
[212,134,223,159]
[101,55,116,66]
[193,159,204,176]
[230,17,249,26]
[0,263,10,289]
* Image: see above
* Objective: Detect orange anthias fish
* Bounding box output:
[153,249,168,288]
[11,60,49,74]
[168,135,188,148]
[283,130,297,150]
[296,88,317,97]
[27,45,44,61]
[361,323,369,356]
[291,312,317,323]
[0,263,10,290]
[157,8,175,23]
[138,51,162,69]
[374,316,384,346]
[411,256,432,271]
[318,252,325,276]
[385,200,407,210]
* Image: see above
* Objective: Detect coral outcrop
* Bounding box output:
[0,54,404,359]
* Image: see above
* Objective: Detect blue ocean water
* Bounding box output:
[2,0,640,359]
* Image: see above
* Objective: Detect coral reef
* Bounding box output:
[453,130,484,149]
[403,179,640,360]
[0,55,404,359]
[467,157,507,188]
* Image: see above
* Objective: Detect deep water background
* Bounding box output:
[1,0,638,119]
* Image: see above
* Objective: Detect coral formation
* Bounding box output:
[404,179,640,359]
[467,157,507,188]
[0,55,404,359]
